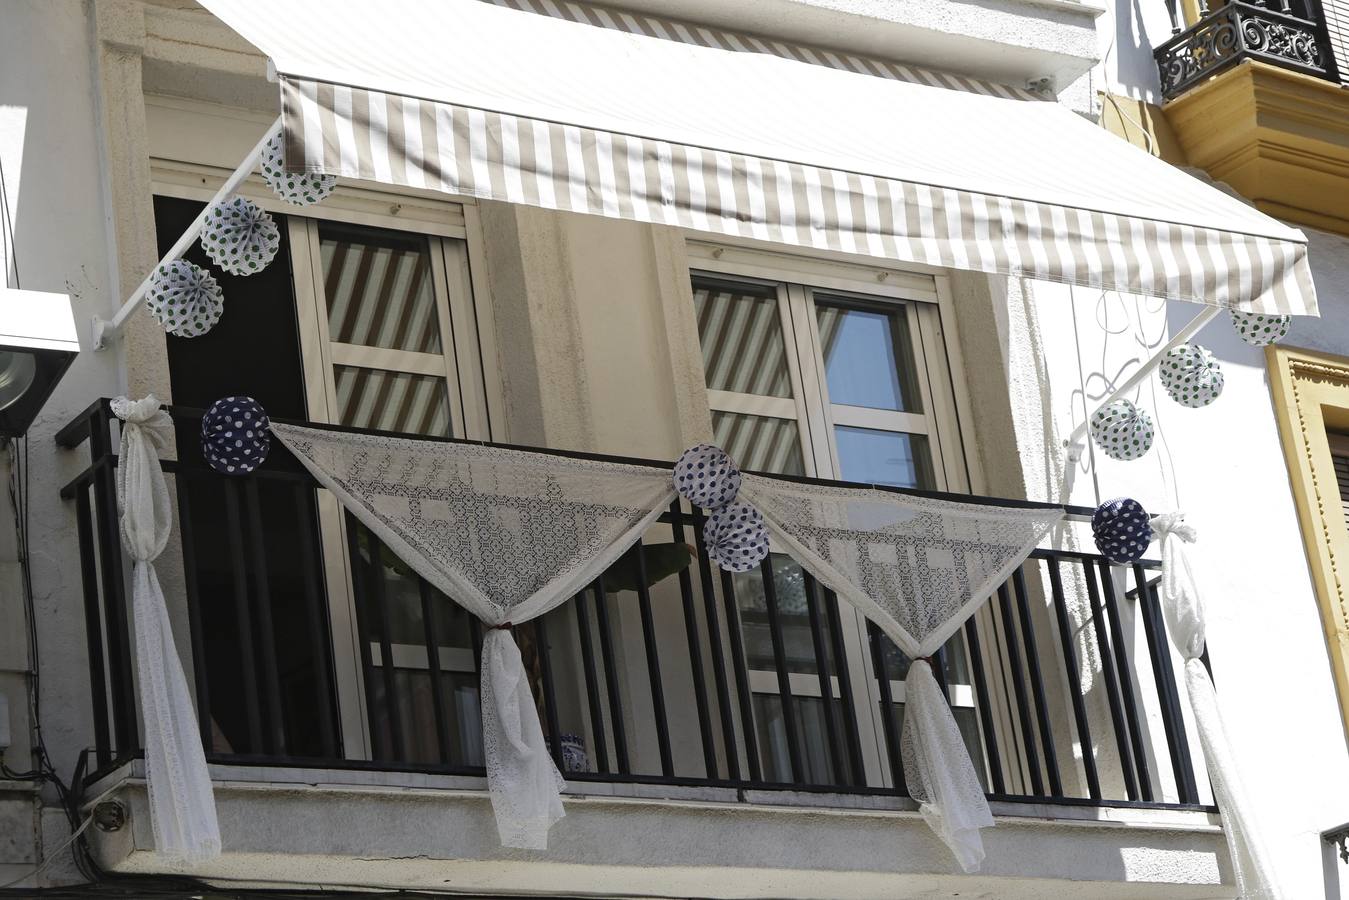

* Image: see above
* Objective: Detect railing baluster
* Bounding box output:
[666,502,718,778]
[1081,559,1140,800]
[867,621,905,794]
[719,567,762,782]
[962,617,1004,795]
[173,473,212,754]
[1045,555,1101,800]
[345,516,386,760]
[89,411,137,758]
[996,582,1044,796]
[418,579,453,766]
[759,555,804,783]
[294,486,338,758]
[1133,563,1199,804]
[592,577,630,774]
[223,480,264,752]
[366,532,407,761]
[692,511,739,781]
[75,486,111,768]
[572,590,610,773]
[533,613,565,770]
[1097,561,1153,802]
[244,479,286,756]
[633,539,675,776]
[823,588,865,786]
[802,573,845,786]
[1012,567,1063,797]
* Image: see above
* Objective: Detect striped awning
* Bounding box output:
[203,0,1318,316]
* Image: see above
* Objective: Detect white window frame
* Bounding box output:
[151,159,503,760]
[686,241,984,789]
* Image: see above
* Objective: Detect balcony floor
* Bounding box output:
[86,761,1230,898]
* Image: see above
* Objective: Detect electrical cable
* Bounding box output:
[0,816,93,890]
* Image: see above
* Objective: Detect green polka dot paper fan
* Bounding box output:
[1159,343,1224,408]
[144,260,223,339]
[260,133,336,206]
[1230,310,1291,347]
[200,196,280,276]
[1089,398,1155,461]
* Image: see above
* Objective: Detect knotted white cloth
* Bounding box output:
[111,396,220,863]
[1150,513,1280,899]
[272,422,674,849]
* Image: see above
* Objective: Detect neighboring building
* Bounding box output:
[0,0,1345,897]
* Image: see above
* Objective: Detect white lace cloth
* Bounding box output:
[111,396,221,863]
[271,423,675,849]
[1151,513,1282,899]
[740,475,1061,870]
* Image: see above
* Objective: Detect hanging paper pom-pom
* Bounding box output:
[703,502,770,573]
[674,443,742,510]
[260,133,336,206]
[1158,343,1224,408]
[144,260,223,338]
[200,196,280,276]
[1092,497,1153,564]
[1089,399,1154,461]
[1230,310,1291,347]
[201,396,271,475]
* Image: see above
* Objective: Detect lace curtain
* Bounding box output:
[271,423,675,849]
[740,475,1062,871]
[111,397,221,863]
[1151,514,1282,899]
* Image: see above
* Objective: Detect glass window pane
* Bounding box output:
[320,223,441,354]
[815,301,922,412]
[714,410,805,475]
[334,365,451,436]
[692,277,792,398]
[753,694,838,785]
[834,425,933,488]
[734,554,833,674]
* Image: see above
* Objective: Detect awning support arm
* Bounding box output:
[1064,305,1222,455]
[92,116,283,351]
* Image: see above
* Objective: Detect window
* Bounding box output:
[687,243,981,789]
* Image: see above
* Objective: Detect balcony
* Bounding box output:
[56,400,1228,895]
[1155,0,1340,100]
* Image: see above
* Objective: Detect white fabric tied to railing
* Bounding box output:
[111,396,221,863]
[1150,513,1281,900]
[271,423,675,849]
[739,475,1061,871]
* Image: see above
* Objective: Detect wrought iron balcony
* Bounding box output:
[1155,0,1339,100]
[58,400,1211,816]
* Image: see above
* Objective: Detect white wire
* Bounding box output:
[0,815,93,890]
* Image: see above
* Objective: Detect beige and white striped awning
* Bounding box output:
[203,0,1318,316]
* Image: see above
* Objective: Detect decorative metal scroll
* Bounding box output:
[1155,0,1334,99]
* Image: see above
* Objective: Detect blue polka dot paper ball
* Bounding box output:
[201,396,271,475]
[1092,497,1153,564]
[674,443,742,510]
[704,502,770,573]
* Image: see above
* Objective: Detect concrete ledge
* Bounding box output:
[85,763,1231,898]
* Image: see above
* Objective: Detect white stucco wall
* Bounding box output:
[1006,238,1349,895]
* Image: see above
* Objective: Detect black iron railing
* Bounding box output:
[1156,0,1339,100]
[58,400,1212,813]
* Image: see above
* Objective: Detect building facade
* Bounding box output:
[0,0,1346,896]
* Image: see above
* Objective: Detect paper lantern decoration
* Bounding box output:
[200,196,280,276]
[674,443,742,510]
[260,133,336,206]
[703,502,770,573]
[1089,399,1154,461]
[1092,497,1153,564]
[144,260,224,338]
[1231,310,1291,347]
[201,396,271,475]
[1158,343,1224,408]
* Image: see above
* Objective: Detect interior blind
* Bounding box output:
[1320,0,1349,85]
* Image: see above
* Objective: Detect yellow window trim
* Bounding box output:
[1269,344,1349,730]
